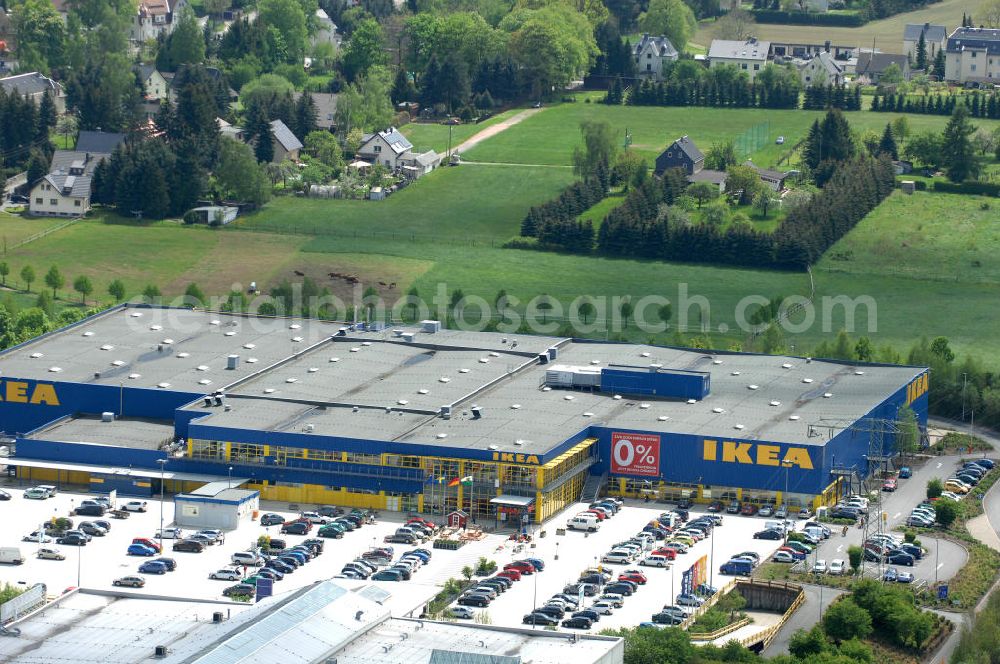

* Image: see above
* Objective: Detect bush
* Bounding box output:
[938,432,991,452]
[822,598,873,643]
[475,557,498,575]
[751,8,866,26]
[934,500,958,528]
[933,181,1000,196]
[927,478,943,499]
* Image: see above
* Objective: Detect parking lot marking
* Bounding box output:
[893,512,901,519]
[836,545,843,553]
[937,563,943,570]
[936,462,943,469]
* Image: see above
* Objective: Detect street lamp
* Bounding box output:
[555,541,560,561]
[781,460,794,539]
[157,459,167,544]
[228,466,233,489]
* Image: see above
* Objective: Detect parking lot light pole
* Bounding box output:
[781,460,794,542]
[157,459,167,544]
[228,466,233,489]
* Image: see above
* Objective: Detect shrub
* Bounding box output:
[933,181,1000,196]
[927,477,943,499]
[823,598,873,643]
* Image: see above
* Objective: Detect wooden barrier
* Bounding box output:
[689,618,752,642]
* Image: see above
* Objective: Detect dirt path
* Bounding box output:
[451,108,543,156]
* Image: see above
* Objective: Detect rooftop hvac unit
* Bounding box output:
[402,332,415,343]
[392,329,404,337]
[223,404,232,412]
[440,405,451,420]
[94,372,101,379]
[226,354,240,370]
[101,412,115,423]
[545,365,601,388]
[213,612,224,623]
[336,327,348,336]
[538,353,549,365]
[304,423,315,432]
[214,394,224,407]
[203,397,213,407]
[420,320,441,333]
[547,347,558,360]
[154,646,167,658]
[470,406,482,420]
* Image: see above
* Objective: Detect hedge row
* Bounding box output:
[751,9,867,26]
[934,181,1000,196]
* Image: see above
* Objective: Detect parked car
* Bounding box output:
[894,569,915,583]
[154,557,177,571]
[774,505,789,519]
[676,593,704,607]
[260,513,285,526]
[504,561,535,575]
[37,547,66,560]
[562,616,593,629]
[56,534,87,546]
[773,550,796,563]
[155,527,184,539]
[113,576,146,588]
[445,606,475,619]
[776,136,785,145]
[223,583,257,598]
[458,595,490,608]
[829,559,846,575]
[812,559,829,574]
[603,582,635,596]
[131,538,162,553]
[317,505,345,518]
[898,466,912,478]
[522,612,558,626]
[23,488,49,500]
[740,503,758,516]
[618,571,647,585]
[210,568,242,581]
[758,504,774,517]
[123,501,148,512]
[139,561,169,575]
[23,531,52,543]
[726,501,741,514]
[372,569,404,581]
[79,522,107,537]
[172,539,206,553]
[573,609,601,623]
[128,543,157,557]
[887,551,915,566]
[753,529,783,540]
[281,521,311,535]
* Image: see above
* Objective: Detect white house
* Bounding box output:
[357,127,414,170]
[0,71,66,112]
[399,150,442,178]
[944,27,1000,84]
[293,91,338,130]
[130,0,187,45]
[312,8,339,49]
[633,34,678,81]
[136,64,169,101]
[903,23,947,62]
[708,38,771,81]
[268,119,303,163]
[798,51,844,86]
[29,159,91,217]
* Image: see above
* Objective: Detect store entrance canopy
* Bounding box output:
[489,495,535,507]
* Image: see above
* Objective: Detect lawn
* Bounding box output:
[460,100,997,171]
[237,163,575,241]
[696,0,969,50]
[0,214,73,251]
[401,109,520,154]
[579,191,627,225]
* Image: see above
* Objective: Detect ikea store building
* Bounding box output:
[0,306,929,525]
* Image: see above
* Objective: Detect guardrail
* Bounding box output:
[739,580,806,649]
[689,617,752,642]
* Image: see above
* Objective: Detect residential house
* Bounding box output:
[771,41,853,59]
[798,51,844,86]
[293,91,338,131]
[75,130,126,155]
[399,150,442,178]
[903,23,947,62]
[856,53,911,83]
[29,164,91,217]
[312,8,339,49]
[686,169,728,192]
[944,27,1000,84]
[136,64,169,101]
[357,127,415,170]
[131,0,187,45]
[217,117,244,141]
[0,71,66,112]
[268,119,303,163]
[745,160,789,191]
[654,135,704,176]
[633,34,678,81]
[708,38,771,81]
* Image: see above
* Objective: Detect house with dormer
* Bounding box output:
[633,34,679,81]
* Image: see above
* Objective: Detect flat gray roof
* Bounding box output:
[26,416,174,449]
[0,306,343,393]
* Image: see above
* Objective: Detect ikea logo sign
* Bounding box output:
[0,380,60,406]
[703,439,813,470]
[491,452,541,465]
[905,374,928,406]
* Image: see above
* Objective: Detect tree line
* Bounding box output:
[619,65,802,110]
[872,91,1000,120]
[0,88,56,179]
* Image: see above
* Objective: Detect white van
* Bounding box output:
[0,547,25,565]
[602,550,632,564]
[567,514,600,532]
[231,551,263,567]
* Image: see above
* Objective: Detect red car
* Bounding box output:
[651,547,678,560]
[497,569,522,581]
[707,501,724,513]
[618,571,647,585]
[131,537,162,553]
[582,510,607,521]
[882,479,898,492]
[504,562,535,575]
[741,503,758,516]
[407,518,435,529]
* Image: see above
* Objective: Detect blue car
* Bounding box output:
[282,551,308,565]
[128,543,157,557]
[407,550,431,563]
[139,561,169,575]
[523,557,545,572]
[898,466,912,478]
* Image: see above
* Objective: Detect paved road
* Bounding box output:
[765,584,846,655]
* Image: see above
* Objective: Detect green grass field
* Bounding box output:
[401,110,520,154]
[0,214,73,250]
[461,99,998,170]
[696,0,969,50]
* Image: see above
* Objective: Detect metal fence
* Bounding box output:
[1,583,46,625]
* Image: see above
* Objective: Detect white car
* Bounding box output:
[123,501,148,512]
[22,531,52,543]
[209,569,242,581]
[829,559,845,575]
[591,600,615,614]
[156,527,184,539]
[812,559,828,574]
[939,491,963,502]
[445,606,475,619]
[775,136,785,145]
[300,512,330,524]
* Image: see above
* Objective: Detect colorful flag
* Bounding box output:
[459,476,473,485]
[447,477,460,487]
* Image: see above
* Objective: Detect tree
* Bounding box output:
[705,140,737,170]
[974,128,997,156]
[877,124,898,159]
[614,151,647,190]
[572,120,618,179]
[184,283,206,306]
[915,30,928,70]
[26,150,49,188]
[578,299,596,324]
[203,0,232,18]
[890,116,910,142]
[941,105,978,183]
[689,181,719,208]
[935,499,958,528]
[926,477,943,499]
[725,164,763,205]
[216,137,272,206]
[11,0,66,74]
[657,302,672,328]
[142,284,162,302]
[619,298,634,328]
[846,544,863,574]
[904,130,943,168]
[44,266,64,299]
[461,565,474,581]
[932,49,946,79]
[896,407,919,456]
[159,8,205,71]
[20,266,36,293]
[788,626,829,659]
[930,336,955,363]
[0,262,8,287]
[854,336,873,362]
[335,67,395,134]
[73,275,93,304]
[342,18,386,81]
[638,0,697,51]
[822,598,873,644]
[108,279,126,302]
[259,0,308,64]
[56,115,79,147]
[503,6,597,98]
[715,7,755,41]
[304,131,344,171]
